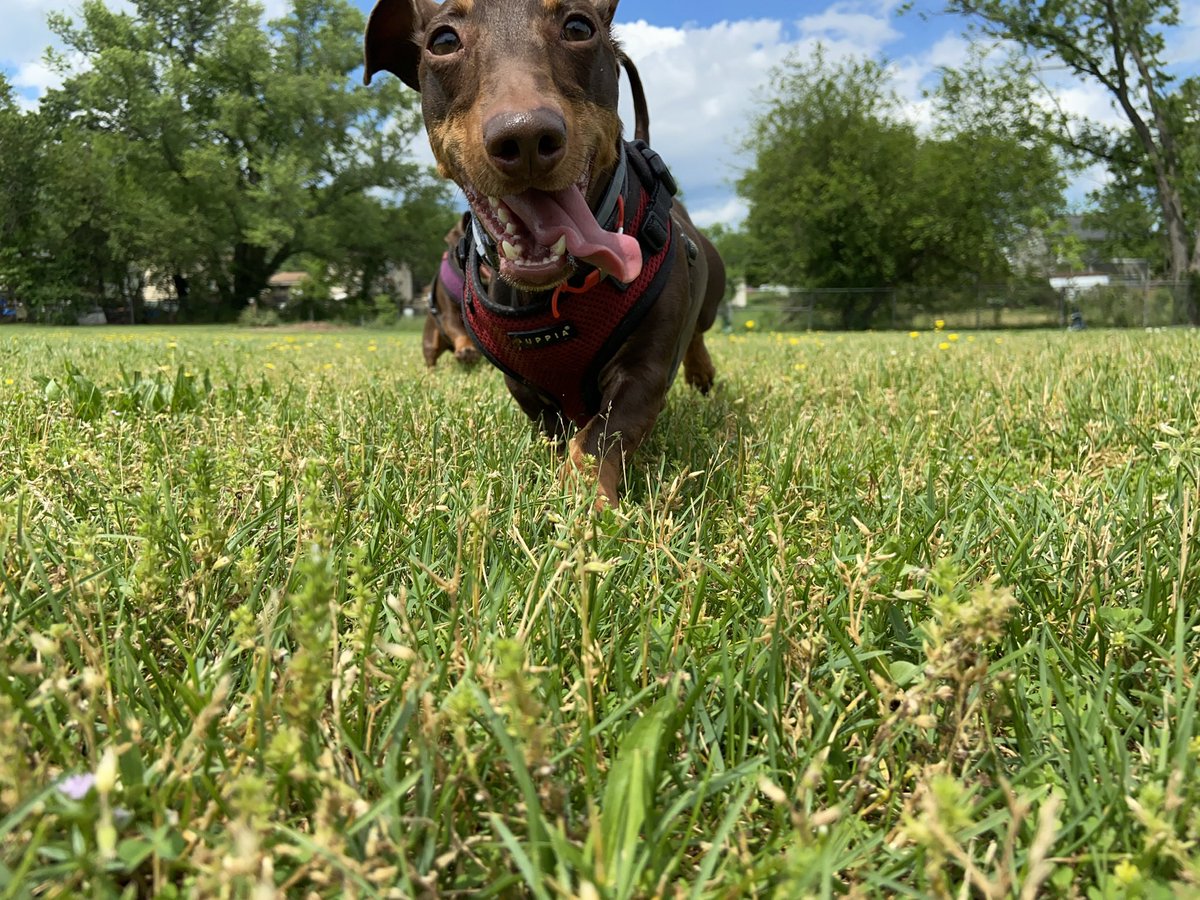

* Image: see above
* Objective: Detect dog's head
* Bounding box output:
[365,0,641,291]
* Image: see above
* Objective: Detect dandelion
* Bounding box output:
[744,320,756,330]
[966,335,975,343]
[167,342,178,350]
[788,337,799,346]
[909,331,920,338]
[938,342,951,351]
[934,319,945,330]
[265,362,276,370]
[368,345,378,353]
[995,338,1004,345]
[1114,860,1141,885]
[794,363,807,372]
[948,333,960,342]
[4,378,13,386]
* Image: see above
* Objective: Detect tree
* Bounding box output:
[703,223,759,288]
[38,0,440,317]
[945,0,1200,319]
[0,78,45,300]
[737,50,1065,327]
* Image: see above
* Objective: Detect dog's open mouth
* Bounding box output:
[465,181,643,290]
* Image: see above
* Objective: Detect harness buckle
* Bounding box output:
[633,140,678,197]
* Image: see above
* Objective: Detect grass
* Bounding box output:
[0,323,1198,898]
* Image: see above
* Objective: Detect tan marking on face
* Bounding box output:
[541,0,562,11]
[424,22,624,199]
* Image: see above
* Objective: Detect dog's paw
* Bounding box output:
[686,366,716,395]
[562,439,618,510]
[454,345,481,365]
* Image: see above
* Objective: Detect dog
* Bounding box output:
[423,211,482,368]
[365,0,725,507]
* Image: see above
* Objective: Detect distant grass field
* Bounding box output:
[1,324,1198,897]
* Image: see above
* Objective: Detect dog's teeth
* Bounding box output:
[551,236,567,257]
[505,223,517,236]
[497,206,511,225]
[501,240,521,261]
[549,254,561,264]
[488,196,499,208]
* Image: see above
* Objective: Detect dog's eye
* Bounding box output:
[562,15,596,43]
[428,27,462,56]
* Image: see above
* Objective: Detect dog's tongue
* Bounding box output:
[503,186,643,283]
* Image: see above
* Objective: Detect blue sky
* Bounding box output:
[5,1,1200,227]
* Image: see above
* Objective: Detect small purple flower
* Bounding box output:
[58,773,96,800]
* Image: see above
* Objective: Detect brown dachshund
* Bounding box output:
[423,211,481,368]
[366,0,725,506]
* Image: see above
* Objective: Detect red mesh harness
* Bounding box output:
[461,141,680,428]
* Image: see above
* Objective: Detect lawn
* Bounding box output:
[1,324,1197,897]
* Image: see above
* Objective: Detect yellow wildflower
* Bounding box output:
[948,333,960,342]
[935,319,945,330]
[744,320,756,330]
[938,342,951,351]
[909,331,920,338]
[1114,860,1140,885]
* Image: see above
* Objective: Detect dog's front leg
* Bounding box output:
[506,376,570,447]
[566,367,668,508]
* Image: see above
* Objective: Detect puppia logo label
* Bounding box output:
[509,323,577,349]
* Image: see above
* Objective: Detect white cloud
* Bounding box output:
[797,8,900,50]
[0,0,59,89]
[0,0,58,63]
[12,58,62,94]
[690,196,750,230]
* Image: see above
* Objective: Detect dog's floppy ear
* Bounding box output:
[364,0,438,90]
[618,52,649,144]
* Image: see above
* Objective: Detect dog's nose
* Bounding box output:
[484,108,567,179]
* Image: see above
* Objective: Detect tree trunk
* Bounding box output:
[172,273,189,323]
[1187,271,1200,327]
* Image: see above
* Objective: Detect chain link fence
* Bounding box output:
[739,279,1197,331]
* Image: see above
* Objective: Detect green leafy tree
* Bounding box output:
[945,0,1200,319]
[702,222,759,289]
[738,50,1064,327]
[39,0,437,318]
[0,79,45,302]
[2,84,141,320]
